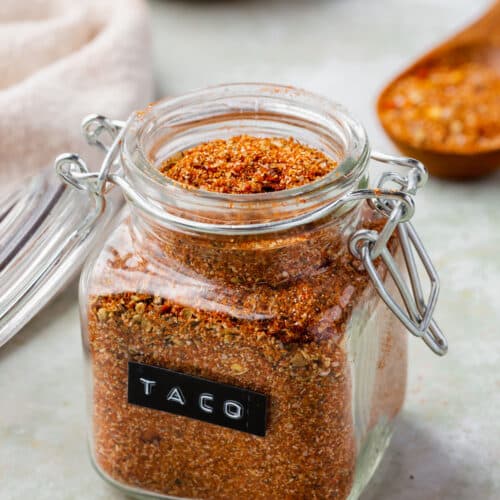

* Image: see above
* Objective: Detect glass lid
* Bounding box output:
[0,117,123,348]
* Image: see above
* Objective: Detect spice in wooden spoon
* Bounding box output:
[377,0,500,179]
[379,57,500,154]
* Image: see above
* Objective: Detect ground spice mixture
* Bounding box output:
[379,58,500,152]
[86,136,407,499]
[159,135,338,193]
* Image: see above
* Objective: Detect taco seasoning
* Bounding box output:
[379,57,500,152]
[75,84,446,500]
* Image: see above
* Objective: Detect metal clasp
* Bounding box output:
[55,115,126,198]
[55,115,448,357]
[349,152,447,356]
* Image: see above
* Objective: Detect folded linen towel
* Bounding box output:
[0,0,153,193]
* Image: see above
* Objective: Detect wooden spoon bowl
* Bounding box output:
[377,1,500,179]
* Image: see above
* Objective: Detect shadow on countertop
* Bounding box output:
[361,413,496,500]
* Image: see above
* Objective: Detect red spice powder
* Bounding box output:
[159,135,338,193]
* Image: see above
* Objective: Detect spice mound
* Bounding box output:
[379,59,500,152]
[159,135,338,193]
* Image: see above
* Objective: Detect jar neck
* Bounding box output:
[121,84,369,229]
[120,83,370,282]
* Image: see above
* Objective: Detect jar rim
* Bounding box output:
[120,83,370,230]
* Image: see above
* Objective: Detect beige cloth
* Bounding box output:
[0,0,153,192]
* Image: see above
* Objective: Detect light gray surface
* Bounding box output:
[1,0,499,499]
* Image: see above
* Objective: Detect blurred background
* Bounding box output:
[1,1,499,499]
[150,0,490,141]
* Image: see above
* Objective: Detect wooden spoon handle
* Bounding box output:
[460,0,500,42]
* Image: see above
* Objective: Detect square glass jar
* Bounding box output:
[74,84,443,499]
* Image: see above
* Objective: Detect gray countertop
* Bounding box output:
[1,0,499,498]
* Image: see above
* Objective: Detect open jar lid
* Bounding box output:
[0,117,123,348]
[0,169,122,347]
[0,84,448,355]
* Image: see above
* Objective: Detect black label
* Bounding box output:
[128,362,268,436]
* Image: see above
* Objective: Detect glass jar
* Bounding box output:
[57,84,447,499]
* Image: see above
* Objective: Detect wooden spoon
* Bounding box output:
[377,0,500,179]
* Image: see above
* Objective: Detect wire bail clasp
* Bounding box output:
[350,152,448,356]
[55,115,126,198]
